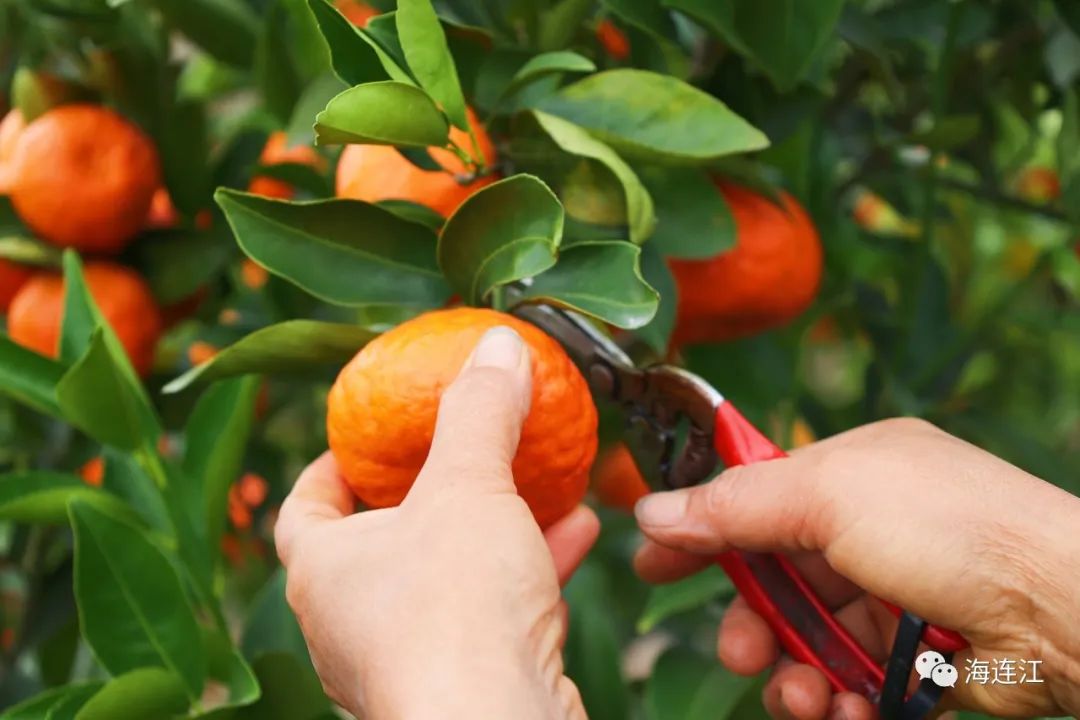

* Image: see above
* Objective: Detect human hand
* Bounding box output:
[275,327,599,719]
[634,418,1080,719]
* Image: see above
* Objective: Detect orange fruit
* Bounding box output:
[248,131,325,200]
[327,307,597,528]
[8,105,160,253]
[0,259,33,313]
[79,456,105,487]
[186,341,219,366]
[7,262,162,376]
[335,0,379,26]
[241,259,269,289]
[592,443,650,512]
[596,19,631,61]
[670,182,822,346]
[336,106,497,217]
[0,109,26,194]
[1015,167,1061,204]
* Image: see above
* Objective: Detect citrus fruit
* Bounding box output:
[241,259,269,290]
[0,109,26,194]
[8,262,162,376]
[596,19,630,61]
[79,457,105,487]
[248,131,325,200]
[1014,167,1060,204]
[593,443,650,512]
[335,0,379,26]
[326,307,597,528]
[8,104,160,253]
[0,259,33,313]
[336,106,497,217]
[669,182,823,346]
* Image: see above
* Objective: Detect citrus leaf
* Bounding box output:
[0,472,133,525]
[518,241,658,329]
[314,81,449,147]
[164,321,375,393]
[255,0,302,125]
[0,336,64,418]
[69,500,206,699]
[564,560,630,720]
[376,199,445,230]
[306,0,405,85]
[214,190,449,309]
[640,166,735,259]
[396,0,468,130]
[241,570,308,661]
[637,566,734,633]
[538,0,594,51]
[438,174,563,305]
[200,632,261,715]
[150,0,259,68]
[364,13,417,83]
[234,653,330,720]
[0,234,62,266]
[182,377,259,554]
[56,331,156,451]
[75,668,189,720]
[635,243,677,353]
[0,684,103,720]
[645,647,756,720]
[536,69,769,162]
[286,72,347,147]
[138,228,232,306]
[533,110,655,244]
[504,51,596,98]
[665,0,844,91]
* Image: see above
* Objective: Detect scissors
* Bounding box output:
[511,296,968,720]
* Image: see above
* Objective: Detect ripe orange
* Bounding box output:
[8,105,160,253]
[327,307,597,528]
[669,182,822,346]
[1014,167,1061,204]
[7,262,162,376]
[336,106,497,217]
[240,259,269,289]
[592,443,650,512]
[335,0,379,26]
[186,341,219,367]
[0,259,33,313]
[596,19,631,61]
[0,109,26,194]
[79,457,105,487]
[248,131,325,200]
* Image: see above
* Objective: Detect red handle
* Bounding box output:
[711,402,967,698]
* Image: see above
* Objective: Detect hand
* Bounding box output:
[634,417,1080,720]
[275,327,598,719]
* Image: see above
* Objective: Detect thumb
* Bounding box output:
[634,458,835,555]
[408,326,533,502]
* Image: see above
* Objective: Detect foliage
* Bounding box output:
[0,0,1078,718]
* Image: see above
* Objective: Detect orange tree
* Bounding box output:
[0,0,1079,718]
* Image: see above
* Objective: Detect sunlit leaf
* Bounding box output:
[314,82,449,147]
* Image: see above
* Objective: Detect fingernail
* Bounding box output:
[468,327,524,370]
[635,491,688,527]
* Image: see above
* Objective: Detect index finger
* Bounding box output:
[275,450,355,565]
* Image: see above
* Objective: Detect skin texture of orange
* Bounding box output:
[8,262,162,376]
[593,443,650,513]
[0,109,26,194]
[336,106,498,217]
[248,131,325,200]
[326,307,598,528]
[669,182,823,346]
[0,259,33,313]
[8,105,160,253]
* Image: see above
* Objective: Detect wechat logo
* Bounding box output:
[915,650,958,688]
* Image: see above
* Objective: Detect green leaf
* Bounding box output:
[215,190,449,308]
[69,501,206,699]
[635,243,677,353]
[564,560,630,720]
[151,0,259,68]
[509,51,596,94]
[56,331,152,451]
[43,684,105,720]
[255,162,333,198]
[0,684,102,720]
[234,654,329,720]
[75,668,188,720]
[0,234,62,266]
[256,0,303,125]
[138,228,233,306]
[101,450,173,536]
[314,81,449,147]
[396,0,468,130]
[664,0,844,91]
[537,70,768,162]
[306,0,400,85]
[640,166,735,258]
[519,242,658,329]
[183,377,260,553]
[0,472,131,525]
[533,111,655,244]
[0,336,64,417]
[241,570,308,661]
[202,632,262,713]
[637,566,734,633]
[1056,0,1080,40]
[286,73,347,146]
[159,100,211,218]
[164,321,375,393]
[376,199,446,230]
[645,647,756,720]
[538,0,594,51]
[438,175,563,305]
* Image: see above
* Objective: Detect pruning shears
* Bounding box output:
[512,296,969,720]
